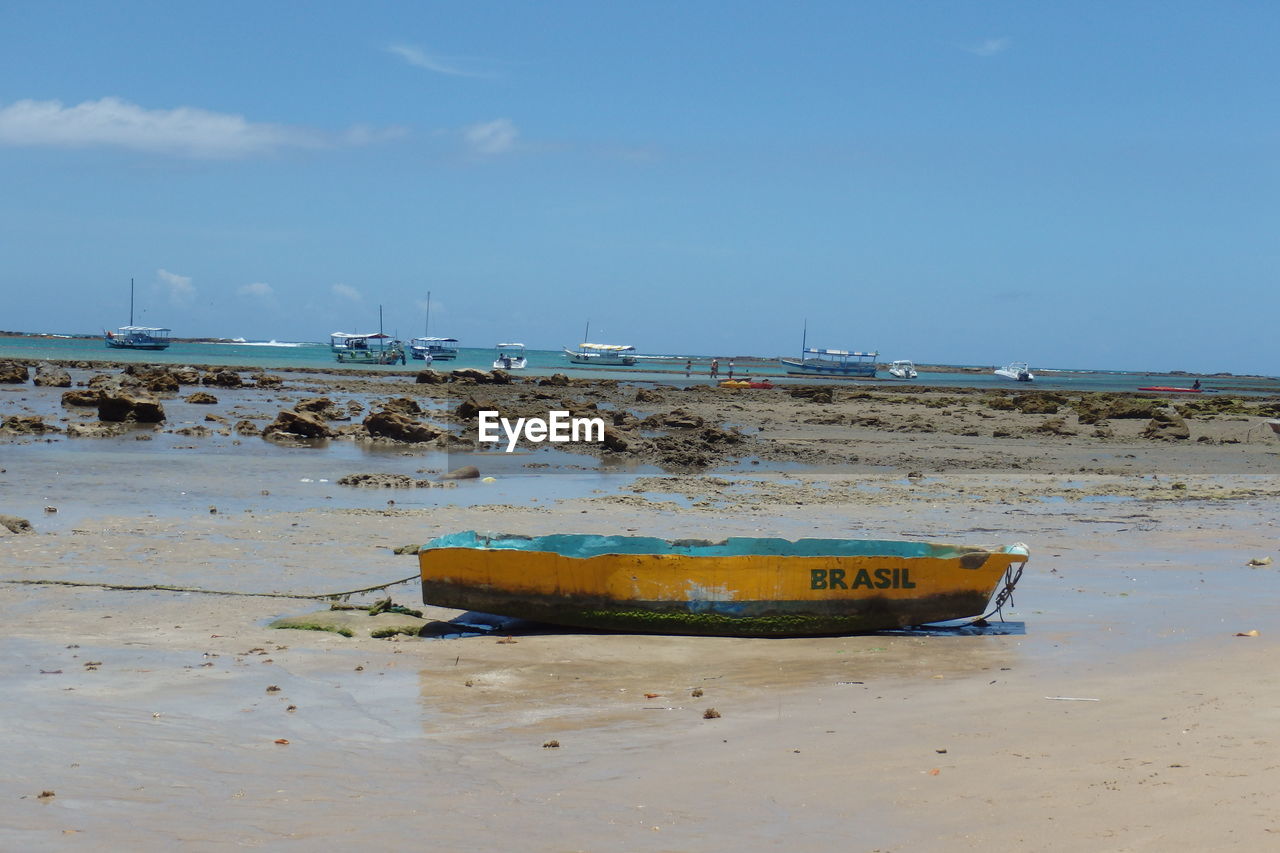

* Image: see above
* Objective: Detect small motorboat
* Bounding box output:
[492,342,528,370]
[995,362,1034,382]
[888,360,918,380]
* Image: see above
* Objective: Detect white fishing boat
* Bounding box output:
[330,332,405,364]
[330,306,405,365]
[492,342,527,370]
[777,323,877,377]
[563,321,637,366]
[564,342,638,366]
[888,360,918,380]
[409,336,458,361]
[105,325,172,350]
[105,278,171,350]
[995,362,1034,382]
[409,291,457,360]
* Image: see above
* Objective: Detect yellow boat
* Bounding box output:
[419,532,1028,637]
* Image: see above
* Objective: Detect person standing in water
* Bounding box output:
[710,358,720,379]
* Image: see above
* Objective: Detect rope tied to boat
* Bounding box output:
[974,559,1025,625]
[0,573,422,602]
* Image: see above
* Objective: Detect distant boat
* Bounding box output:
[409,291,457,360]
[493,342,528,370]
[778,322,877,377]
[564,342,638,365]
[563,321,637,366]
[410,336,459,361]
[330,306,405,365]
[781,349,878,376]
[888,360,918,380]
[419,531,1030,637]
[105,278,170,350]
[995,362,1034,382]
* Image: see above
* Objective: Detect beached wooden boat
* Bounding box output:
[419,532,1029,637]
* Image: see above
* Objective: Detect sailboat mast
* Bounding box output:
[425,291,431,336]
[129,278,135,326]
[583,319,590,345]
[801,318,807,359]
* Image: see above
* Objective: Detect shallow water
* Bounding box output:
[0,436,656,533]
[4,334,1277,393]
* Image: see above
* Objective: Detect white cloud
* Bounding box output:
[239,282,274,299]
[386,44,488,78]
[463,118,518,155]
[331,283,362,302]
[965,38,1010,57]
[157,269,195,304]
[0,97,400,159]
[341,123,408,146]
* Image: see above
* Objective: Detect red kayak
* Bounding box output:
[1138,386,1202,393]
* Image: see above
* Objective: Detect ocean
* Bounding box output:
[1,334,1276,395]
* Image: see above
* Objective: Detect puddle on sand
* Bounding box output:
[1037,494,1136,504]
[0,439,659,530]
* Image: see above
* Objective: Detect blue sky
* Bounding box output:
[0,1,1274,374]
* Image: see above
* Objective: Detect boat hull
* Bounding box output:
[564,349,637,366]
[409,339,458,361]
[779,358,876,377]
[419,533,1028,637]
[105,338,169,350]
[334,347,404,365]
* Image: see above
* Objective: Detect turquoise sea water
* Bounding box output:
[1,335,1276,395]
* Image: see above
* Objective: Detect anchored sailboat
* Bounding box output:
[104,278,171,350]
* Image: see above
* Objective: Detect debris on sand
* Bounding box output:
[0,514,34,534]
[270,603,428,639]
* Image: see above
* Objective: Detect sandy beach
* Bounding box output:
[3,360,1280,851]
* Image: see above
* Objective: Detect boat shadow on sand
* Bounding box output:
[420,612,1026,640]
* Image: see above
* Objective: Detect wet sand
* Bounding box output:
[2,361,1280,850]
